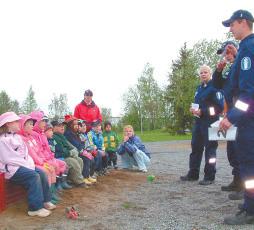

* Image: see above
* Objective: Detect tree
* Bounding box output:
[191,39,221,69]
[166,43,198,133]
[21,86,38,114]
[10,100,20,114]
[48,93,70,119]
[101,107,112,123]
[0,91,13,114]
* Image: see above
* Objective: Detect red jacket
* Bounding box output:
[74,100,102,131]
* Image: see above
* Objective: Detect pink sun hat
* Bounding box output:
[0,112,21,127]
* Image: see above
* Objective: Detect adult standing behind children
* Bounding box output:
[219,9,254,225]
[74,89,103,132]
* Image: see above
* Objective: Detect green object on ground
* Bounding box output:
[147,175,155,182]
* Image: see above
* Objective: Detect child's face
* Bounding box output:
[78,123,86,133]
[6,120,20,132]
[105,125,111,132]
[38,120,47,131]
[124,128,134,137]
[53,124,65,134]
[93,124,101,133]
[45,129,53,138]
[24,120,34,134]
[72,120,79,132]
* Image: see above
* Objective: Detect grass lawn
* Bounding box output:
[118,130,192,142]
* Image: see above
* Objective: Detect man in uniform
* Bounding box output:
[219,9,254,225]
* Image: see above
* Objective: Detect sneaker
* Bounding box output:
[224,210,254,225]
[88,177,97,183]
[228,191,244,200]
[180,175,199,181]
[83,178,92,185]
[141,169,148,173]
[199,179,214,185]
[114,165,118,169]
[28,208,51,217]
[44,202,56,210]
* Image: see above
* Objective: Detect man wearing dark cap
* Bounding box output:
[212,41,243,194]
[74,89,103,132]
[219,9,254,225]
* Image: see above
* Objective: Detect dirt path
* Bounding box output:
[0,141,253,230]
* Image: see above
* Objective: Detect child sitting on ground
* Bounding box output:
[64,115,96,185]
[48,119,86,188]
[0,112,56,217]
[118,125,151,173]
[103,121,119,169]
[87,120,109,174]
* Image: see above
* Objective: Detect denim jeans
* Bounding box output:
[121,149,150,171]
[94,151,103,171]
[10,167,51,211]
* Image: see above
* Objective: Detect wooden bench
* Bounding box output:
[0,173,26,213]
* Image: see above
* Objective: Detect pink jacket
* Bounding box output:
[29,111,54,161]
[0,133,35,179]
[18,114,46,166]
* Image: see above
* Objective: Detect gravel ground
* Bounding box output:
[1,140,254,230]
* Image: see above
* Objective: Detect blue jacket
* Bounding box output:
[227,34,254,124]
[212,64,235,109]
[118,135,151,158]
[87,130,104,151]
[64,128,85,153]
[194,80,224,121]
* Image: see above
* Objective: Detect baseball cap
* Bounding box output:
[222,10,254,27]
[84,89,93,97]
[217,41,238,55]
[51,119,64,127]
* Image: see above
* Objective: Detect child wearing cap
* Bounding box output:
[0,112,56,217]
[18,114,60,204]
[64,115,96,185]
[87,120,109,175]
[29,111,69,190]
[49,119,87,188]
[103,121,119,169]
[45,123,72,190]
[118,125,151,173]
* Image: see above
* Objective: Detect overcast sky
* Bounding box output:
[0,1,253,116]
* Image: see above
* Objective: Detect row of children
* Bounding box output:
[0,111,151,217]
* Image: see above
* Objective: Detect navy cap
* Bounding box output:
[222,10,254,27]
[84,89,93,96]
[217,41,238,55]
[91,120,101,127]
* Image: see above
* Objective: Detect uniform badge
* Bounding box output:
[241,57,251,71]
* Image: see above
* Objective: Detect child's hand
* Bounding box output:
[123,135,129,142]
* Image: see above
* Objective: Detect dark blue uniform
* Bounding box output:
[212,66,240,180]
[188,80,224,181]
[226,34,254,215]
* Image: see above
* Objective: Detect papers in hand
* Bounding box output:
[191,103,200,118]
[208,119,237,141]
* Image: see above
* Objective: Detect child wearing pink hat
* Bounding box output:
[0,112,56,217]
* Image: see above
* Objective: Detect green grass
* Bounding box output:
[118,129,192,142]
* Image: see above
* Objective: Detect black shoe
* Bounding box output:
[180,175,198,181]
[228,191,244,200]
[224,210,254,225]
[199,179,214,185]
[221,181,239,192]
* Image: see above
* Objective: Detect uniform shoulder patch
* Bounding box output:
[241,57,251,71]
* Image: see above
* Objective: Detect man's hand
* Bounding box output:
[226,44,237,57]
[219,117,232,131]
[190,108,201,117]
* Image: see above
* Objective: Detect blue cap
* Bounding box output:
[222,10,254,27]
[217,41,238,55]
